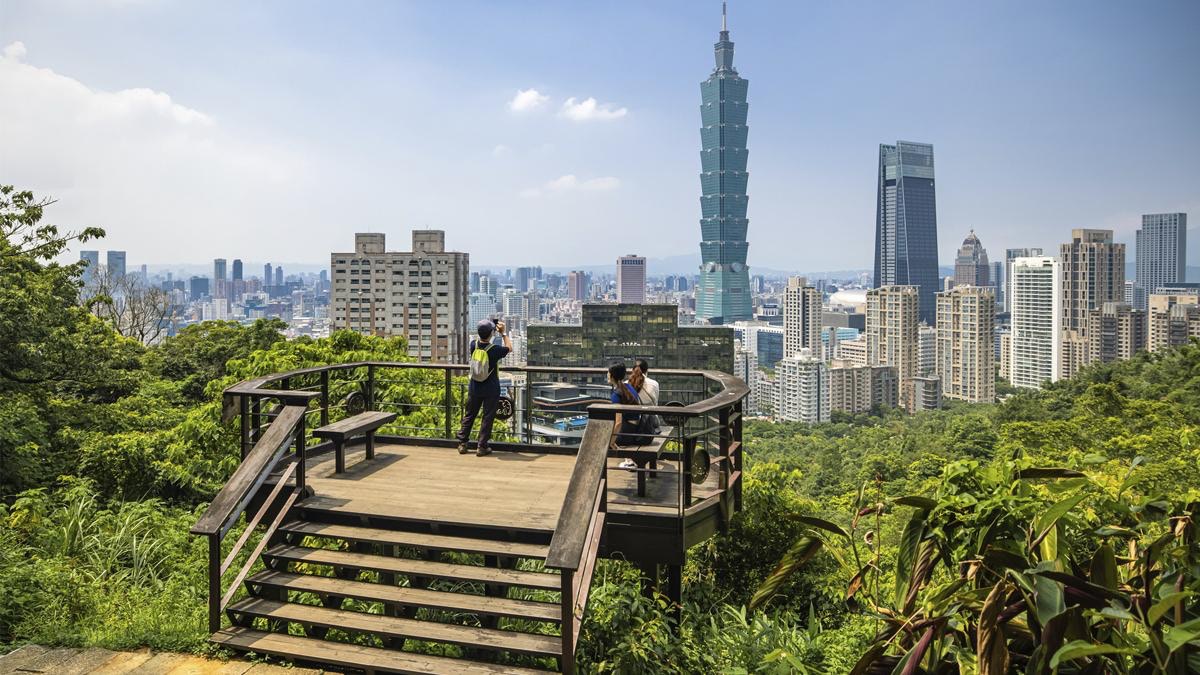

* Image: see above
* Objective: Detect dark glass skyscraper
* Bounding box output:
[874,141,939,324]
[696,3,751,324]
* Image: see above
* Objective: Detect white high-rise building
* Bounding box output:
[776,348,829,424]
[733,346,759,414]
[918,325,937,375]
[616,255,647,304]
[330,231,470,363]
[469,292,497,326]
[1004,248,1043,314]
[1009,256,1062,389]
[784,276,822,360]
[1135,213,1187,311]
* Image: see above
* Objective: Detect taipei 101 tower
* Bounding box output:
[695,2,751,324]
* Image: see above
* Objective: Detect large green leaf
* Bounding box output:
[1049,640,1134,668]
[1017,467,1086,479]
[893,495,937,509]
[1148,591,1193,626]
[893,507,930,609]
[790,514,849,539]
[1034,494,1087,542]
[1088,543,1119,591]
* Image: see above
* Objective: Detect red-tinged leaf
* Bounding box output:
[978,581,1012,675]
[846,566,868,601]
[847,642,887,675]
[748,535,823,612]
[898,626,937,675]
[894,508,930,609]
[1034,570,1126,603]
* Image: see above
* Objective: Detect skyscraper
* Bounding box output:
[696,3,752,324]
[616,255,646,304]
[264,263,273,286]
[874,142,939,324]
[213,258,227,283]
[936,285,996,403]
[865,286,920,410]
[231,259,243,281]
[953,231,990,288]
[783,276,821,360]
[106,250,127,278]
[1009,256,1061,389]
[567,271,587,301]
[80,250,99,284]
[275,266,284,288]
[1059,229,1124,379]
[1135,213,1187,310]
[1004,248,1043,313]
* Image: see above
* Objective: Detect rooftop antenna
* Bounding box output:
[722,1,727,31]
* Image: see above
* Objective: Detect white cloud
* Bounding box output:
[491,144,510,157]
[559,96,627,121]
[3,41,27,61]
[508,88,549,112]
[520,174,620,198]
[0,41,311,258]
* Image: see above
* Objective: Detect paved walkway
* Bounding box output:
[0,645,342,675]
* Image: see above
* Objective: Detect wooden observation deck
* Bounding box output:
[191,363,746,674]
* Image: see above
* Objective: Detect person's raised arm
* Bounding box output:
[498,320,513,350]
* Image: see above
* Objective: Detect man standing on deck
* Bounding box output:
[457,319,511,456]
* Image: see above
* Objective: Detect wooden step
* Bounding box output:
[212,627,554,674]
[228,598,562,658]
[279,521,550,559]
[299,495,556,534]
[265,545,562,591]
[247,571,561,623]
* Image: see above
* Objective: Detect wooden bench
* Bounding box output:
[615,426,673,497]
[312,411,398,474]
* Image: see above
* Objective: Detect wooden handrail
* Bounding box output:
[545,418,613,570]
[192,405,307,537]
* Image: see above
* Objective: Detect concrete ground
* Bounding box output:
[0,645,343,675]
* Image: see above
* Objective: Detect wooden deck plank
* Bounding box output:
[278,522,550,559]
[212,628,552,675]
[228,599,562,657]
[247,571,562,622]
[302,445,577,532]
[264,545,561,590]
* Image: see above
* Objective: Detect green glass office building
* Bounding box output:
[527,304,735,374]
[696,5,752,324]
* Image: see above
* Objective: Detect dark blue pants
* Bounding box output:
[457,393,500,449]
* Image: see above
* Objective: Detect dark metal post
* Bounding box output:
[250,397,262,443]
[561,569,575,675]
[239,395,250,459]
[523,377,533,444]
[320,369,330,427]
[208,535,221,632]
[366,364,376,411]
[295,414,306,493]
[443,369,453,439]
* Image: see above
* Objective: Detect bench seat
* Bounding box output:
[312,411,397,473]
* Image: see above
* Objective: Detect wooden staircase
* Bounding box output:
[213,505,566,674]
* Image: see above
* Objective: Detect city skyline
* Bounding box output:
[2,1,1196,272]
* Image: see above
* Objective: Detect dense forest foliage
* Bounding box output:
[3,186,1198,672]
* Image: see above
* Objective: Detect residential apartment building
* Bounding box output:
[776,348,829,424]
[783,276,822,361]
[1059,229,1125,379]
[865,286,919,409]
[1009,256,1061,389]
[936,286,996,403]
[1087,302,1146,364]
[828,364,899,414]
[1148,291,1200,352]
[330,231,470,363]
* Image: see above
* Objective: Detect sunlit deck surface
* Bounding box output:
[299,442,722,532]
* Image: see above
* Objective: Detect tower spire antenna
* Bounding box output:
[722,1,727,31]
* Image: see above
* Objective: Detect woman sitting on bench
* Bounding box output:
[607,363,654,463]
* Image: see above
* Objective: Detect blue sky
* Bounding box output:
[1,0,1197,273]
